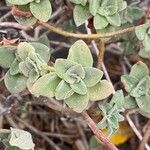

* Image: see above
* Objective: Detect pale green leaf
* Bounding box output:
[124,96,137,109]
[64,93,89,113]
[54,59,77,78]
[68,40,93,67]
[31,42,50,62]
[89,0,101,16]
[29,73,60,97]
[70,80,87,95]
[30,0,52,22]
[9,59,20,75]
[143,34,150,51]
[7,0,33,5]
[9,128,35,150]
[4,71,27,94]
[89,80,113,101]
[121,75,139,92]
[94,14,108,30]
[0,46,16,68]
[38,34,50,48]
[14,16,37,26]
[83,67,103,87]
[130,61,149,81]
[106,13,121,26]
[135,23,150,40]
[73,5,91,26]
[136,95,150,113]
[17,42,35,60]
[55,80,74,100]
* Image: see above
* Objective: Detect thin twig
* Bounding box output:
[81,111,118,150]
[13,115,61,150]
[126,110,150,150]
[40,21,136,39]
[138,121,150,150]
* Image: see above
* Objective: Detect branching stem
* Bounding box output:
[40,21,135,39]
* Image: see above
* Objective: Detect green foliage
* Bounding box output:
[121,61,150,118]
[0,128,35,150]
[71,0,127,32]
[7,0,52,25]
[97,90,124,136]
[0,42,51,94]
[53,40,113,112]
[135,23,150,52]
[89,136,102,150]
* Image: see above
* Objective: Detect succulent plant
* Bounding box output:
[0,42,50,94]
[71,0,127,33]
[121,61,150,117]
[29,40,113,113]
[7,0,52,25]
[97,90,124,136]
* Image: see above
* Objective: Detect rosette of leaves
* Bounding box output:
[97,90,124,136]
[71,0,127,33]
[7,0,52,26]
[0,42,50,94]
[135,23,150,52]
[29,40,113,113]
[121,61,150,118]
[0,128,35,150]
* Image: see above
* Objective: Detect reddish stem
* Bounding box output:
[81,111,118,150]
[12,5,32,17]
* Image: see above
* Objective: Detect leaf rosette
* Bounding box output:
[29,40,113,113]
[0,42,50,94]
[97,90,124,136]
[53,40,113,112]
[71,0,127,33]
[121,61,150,117]
[7,0,52,25]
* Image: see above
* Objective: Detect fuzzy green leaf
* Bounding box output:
[68,40,93,67]
[135,23,150,40]
[73,5,91,26]
[136,95,150,113]
[30,0,52,22]
[70,0,87,6]
[143,34,150,51]
[7,0,33,5]
[130,61,149,81]
[55,80,74,100]
[14,16,37,26]
[9,128,35,150]
[38,34,50,48]
[94,14,108,30]
[121,75,139,92]
[83,67,103,87]
[0,46,16,68]
[106,13,121,26]
[29,73,60,97]
[70,80,87,95]
[65,93,89,113]
[55,59,77,78]
[31,42,50,62]
[4,71,27,94]
[124,95,137,109]
[9,59,20,75]
[89,80,113,101]
[89,0,101,16]
[17,42,35,60]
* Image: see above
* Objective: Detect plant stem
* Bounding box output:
[40,21,135,39]
[81,111,118,150]
[97,40,105,68]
